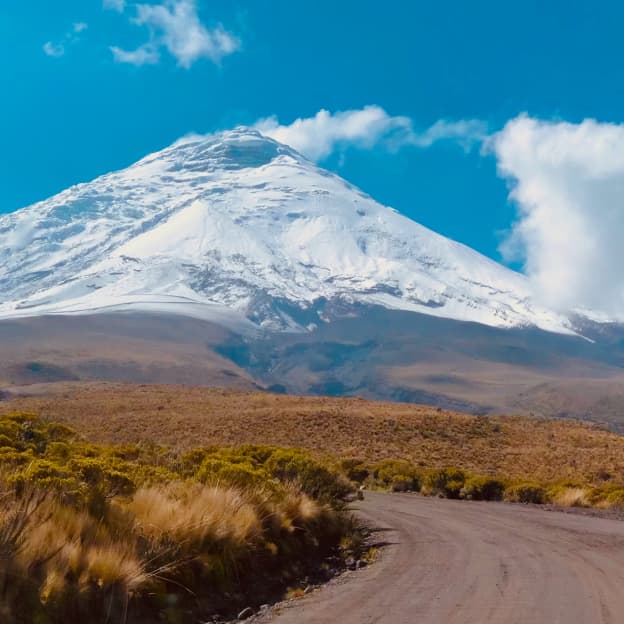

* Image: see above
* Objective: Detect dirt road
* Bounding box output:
[267,492,624,623]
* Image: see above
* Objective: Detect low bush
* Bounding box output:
[369,460,421,492]
[460,476,505,501]
[264,447,353,502]
[185,445,353,503]
[340,458,369,483]
[504,482,548,504]
[422,468,466,498]
[345,456,624,512]
[605,489,624,510]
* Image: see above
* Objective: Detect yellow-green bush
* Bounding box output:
[351,456,624,511]
[605,489,624,509]
[185,445,352,503]
[264,448,352,502]
[422,468,466,498]
[460,476,505,501]
[197,457,268,488]
[369,460,421,492]
[340,458,369,484]
[503,482,548,504]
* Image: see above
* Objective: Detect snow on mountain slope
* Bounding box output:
[0,127,573,334]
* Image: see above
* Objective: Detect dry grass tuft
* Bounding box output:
[550,487,591,508]
[126,483,264,549]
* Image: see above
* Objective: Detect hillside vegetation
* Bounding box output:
[5,383,624,484]
[0,411,358,624]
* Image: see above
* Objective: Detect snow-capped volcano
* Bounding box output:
[0,127,572,334]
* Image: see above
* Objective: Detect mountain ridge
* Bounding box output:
[0,127,572,334]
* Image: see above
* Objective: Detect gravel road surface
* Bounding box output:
[266,491,624,623]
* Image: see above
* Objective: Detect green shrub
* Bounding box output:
[188,446,352,503]
[197,457,267,488]
[264,448,352,502]
[605,489,624,509]
[390,475,416,492]
[460,476,505,501]
[422,468,466,499]
[0,420,21,441]
[371,460,421,492]
[0,447,33,466]
[504,482,548,504]
[41,421,76,442]
[179,447,212,473]
[46,441,72,461]
[340,458,369,483]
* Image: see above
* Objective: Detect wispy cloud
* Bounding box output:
[43,22,89,58]
[254,106,487,162]
[490,115,624,316]
[110,43,160,66]
[43,41,65,58]
[103,0,126,12]
[110,0,240,68]
[412,118,489,149]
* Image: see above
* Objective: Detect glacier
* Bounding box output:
[0,127,573,334]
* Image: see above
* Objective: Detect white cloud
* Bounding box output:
[103,0,126,12]
[112,0,239,68]
[110,43,160,66]
[491,115,624,317]
[254,106,486,162]
[43,41,65,57]
[413,118,488,149]
[43,22,88,58]
[255,107,413,161]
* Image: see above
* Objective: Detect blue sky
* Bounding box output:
[2,0,624,268]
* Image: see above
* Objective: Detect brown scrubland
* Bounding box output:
[4,382,624,484]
